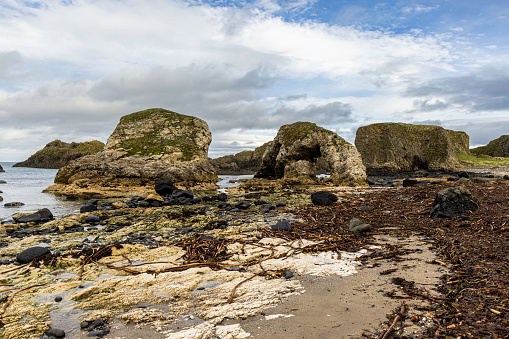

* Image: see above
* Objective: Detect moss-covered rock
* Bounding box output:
[471,135,509,157]
[51,108,218,198]
[209,142,271,175]
[13,140,105,169]
[446,129,470,155]
[254,122,367,186]
[355,123,462,175]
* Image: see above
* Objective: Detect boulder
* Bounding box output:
[471,135,509,157]
[16,208,54,223]
[430,187,480,218]
[0,164,4,172]
[80,204,97,213]
[51,108,218,198]
[254,122,367,186]
[209,142,271,175]
[13,139,104,169]
[355,123,462,175]
[154,178,178,196]
[17,246,51,264]
[349,218,371,233]
[272,220,292,231]
[311,191,338,206]
[5,202,25,207]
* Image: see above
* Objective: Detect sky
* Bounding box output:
[1,0,509,161]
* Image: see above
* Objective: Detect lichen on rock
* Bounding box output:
[50,108,218,197]
[355,123,462,175]
[254,122,367,186]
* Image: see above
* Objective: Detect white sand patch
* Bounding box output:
[165,322,250,339]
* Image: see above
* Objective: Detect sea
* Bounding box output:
[0,162,253,222]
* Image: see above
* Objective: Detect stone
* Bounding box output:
[85,215,100,224]
[471,135,509,157]
[234,201,251,210]
[154,178,178,196]
[4,202,24,207]
[259,204,275,213]
[172,189,194,199]
[349,218,371,233]
[91,318,104,328]
[254,122,367,186]
[13,139,104,169]
[284,271,294,279]
[80,204,97,213]
[17,246,51,264]
[430,187,480,218]
[54,296,63,302]
[217,193,228,201]
[88,198,99,205]
[458,171,470,178]
[403,179,419,187]
[272,220,292,231]
[145,193,164,202]
[45,328,65,338]
[80,321,89,329]
[275,201,287,207]
[355,123,463,174]
[52,108,218,198]
[16,208,54,223]
[0,164,3,172]
[209,142,271,175]
[310,191,338,206]
[359,206,371,211]
[217,202,231,209]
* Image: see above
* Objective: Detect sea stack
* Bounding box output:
[355,123,463,175]
[46,108,218,198]
[254,122,367,186]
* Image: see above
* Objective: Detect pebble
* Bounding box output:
[80,321,89,328]
[54,296,62,302]
[349,218,371,233]
[45,328,65,338]
[272,220,292,231]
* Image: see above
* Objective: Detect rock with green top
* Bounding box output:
[355,123,462,175]
[209,142,271,174]
[471,135,509,157]
[254,122,367,186]
[53,108,218,193]
[13,139,104,169]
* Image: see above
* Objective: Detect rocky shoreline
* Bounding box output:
[0,171,508,338]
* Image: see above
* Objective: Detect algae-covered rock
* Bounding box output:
[254,122,367,186]
[51,108,218,198]
[471,135,509,157]
[14,140,104,169]
[355,123,462,175]
[210,142,271,175]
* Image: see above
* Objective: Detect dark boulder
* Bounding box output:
[16,208,53,223]
[80,204,97,213]
[85,215,100,224]
[234,201,251,210]
[4,202,24,207]
[217,193,228,201]
[430,187,480,218]
[155,178,178,196]
[260,204,275,213]
[17,246,51,264]
[403,179,419,187]
[311,191,338,206]
[45,328,65,338]
[172,189,194,199]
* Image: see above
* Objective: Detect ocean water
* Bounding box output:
[0,163,253,222]
[0,162,82,221]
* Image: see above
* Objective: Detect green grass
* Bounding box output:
[457,152,509,167]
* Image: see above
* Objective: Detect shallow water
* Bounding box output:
[0,162,82,221]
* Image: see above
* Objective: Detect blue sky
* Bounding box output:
[1,0,508,160]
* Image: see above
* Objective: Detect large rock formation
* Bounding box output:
[355,123,462,175]
[446,130,470,155]
[254,122,367,186]
[13,140,104,168]
[0,164,4,172]
[47,108,218,198]
[209,142,271,175]
[471,135,509,157]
